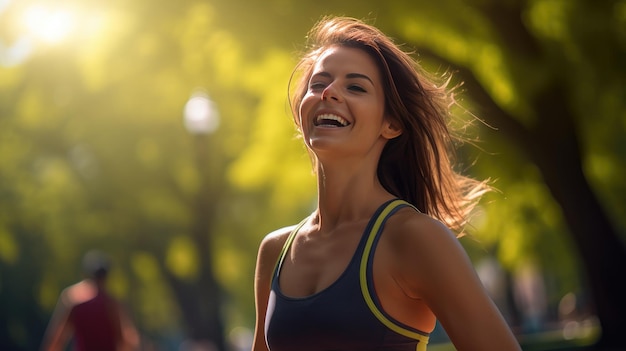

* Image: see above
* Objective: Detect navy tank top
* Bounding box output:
[265,199,430,351]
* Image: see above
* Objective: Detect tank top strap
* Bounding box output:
[358,199,416,284]
[271,217,308,282]
[359,199,431,347]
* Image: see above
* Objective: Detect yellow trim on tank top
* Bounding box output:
[272,218,308,279]
[359,199,429,351]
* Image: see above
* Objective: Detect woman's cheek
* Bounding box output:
[298,96,314,129]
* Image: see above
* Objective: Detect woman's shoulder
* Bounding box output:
[256,223,300,264]
[384,207,465,263]
[389,206,455,239]
[381,206,477,297]
[260,224,297,249]
[255,223,301,286]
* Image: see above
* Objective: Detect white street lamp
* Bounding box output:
[181,88,226,349]
[183,90,219,135]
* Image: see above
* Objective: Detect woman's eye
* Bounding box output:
[309,82,326,91]
[348,85,366,92]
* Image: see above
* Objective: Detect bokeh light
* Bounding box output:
[22,5,77,44]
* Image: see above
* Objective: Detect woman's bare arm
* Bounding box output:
[40,294,73,351]
[390,212,521,351]
[252,227,292,351]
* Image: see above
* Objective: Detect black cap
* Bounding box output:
[82,250,111,279]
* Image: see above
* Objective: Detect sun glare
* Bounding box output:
[22,5,77,44]
[1,1,114,66]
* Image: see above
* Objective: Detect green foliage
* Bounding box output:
[0,0,623,348]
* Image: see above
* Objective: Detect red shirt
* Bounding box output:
[68,292,123,351]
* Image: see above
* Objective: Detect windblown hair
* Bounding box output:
[289,16,488,231]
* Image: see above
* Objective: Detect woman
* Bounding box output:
[253,16,521,351]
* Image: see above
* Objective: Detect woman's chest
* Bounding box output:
[278,225,365,297]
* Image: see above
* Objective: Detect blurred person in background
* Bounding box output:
[41,250,139,351]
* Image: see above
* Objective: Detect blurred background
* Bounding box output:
[0,0,624,350]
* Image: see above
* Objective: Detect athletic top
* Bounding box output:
[265,199,430,351]
[69,292,122,351]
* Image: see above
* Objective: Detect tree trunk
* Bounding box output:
[461,67,626,349]
[162,134,226,350]
[528,85,626,350]
[163,267,225,350]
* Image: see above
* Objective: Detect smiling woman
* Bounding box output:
[252,16,521,351]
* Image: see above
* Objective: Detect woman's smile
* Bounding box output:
[314,113,351,128]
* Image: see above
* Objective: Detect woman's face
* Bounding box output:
[298,45,398,159]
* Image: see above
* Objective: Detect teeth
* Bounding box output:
[315,114,349,127]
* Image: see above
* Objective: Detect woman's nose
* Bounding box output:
[321,84,341,102]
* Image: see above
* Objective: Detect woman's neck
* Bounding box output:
[312,160,395,230]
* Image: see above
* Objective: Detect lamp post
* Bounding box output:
[182,90,225,350]
[184,91,220,136]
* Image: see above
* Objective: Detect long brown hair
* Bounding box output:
[289,16,488,231]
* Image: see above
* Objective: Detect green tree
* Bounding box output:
[381,1,626,348]
[1,0,312,349]
[0,0,624,350]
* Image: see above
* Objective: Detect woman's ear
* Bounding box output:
[382,118,402,139]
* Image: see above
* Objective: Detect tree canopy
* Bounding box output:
[0,0,624,350]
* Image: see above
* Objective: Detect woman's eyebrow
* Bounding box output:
[311,72,374,85]
[346,73,373,84]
